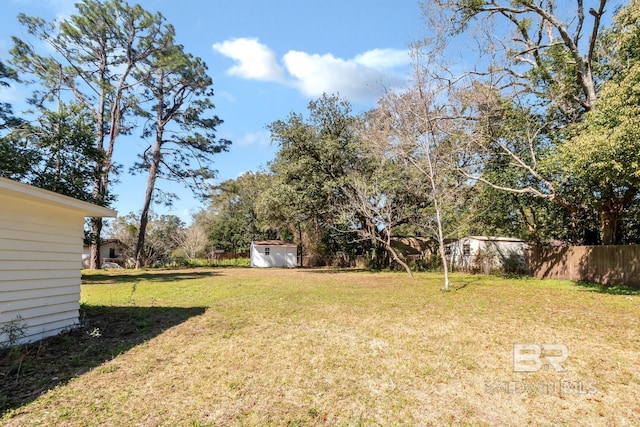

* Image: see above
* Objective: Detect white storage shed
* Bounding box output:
[0,177,116,345]
[250,240,297,268]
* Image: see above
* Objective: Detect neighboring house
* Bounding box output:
[445,236,528,274]
[82,238,124,268]
[250,240,297,268]
[0,177,116,346]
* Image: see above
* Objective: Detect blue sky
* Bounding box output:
[0,0,424,223]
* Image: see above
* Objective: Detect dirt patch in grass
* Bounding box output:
[2,268,639,426]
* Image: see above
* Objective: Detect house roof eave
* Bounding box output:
[0,177,116,218]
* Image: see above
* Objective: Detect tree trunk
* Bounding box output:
[600,205,621,245]
[385,236,413,278]
[297,222,303,267]
[370,239,384,270]
[134,145,161,269]
[89,216,102,269]
[134,203,150,269]
[434,203,450,291]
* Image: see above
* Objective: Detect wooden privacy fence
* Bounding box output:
[527,245,640,288]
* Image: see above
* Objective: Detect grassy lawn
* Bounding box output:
[2,268,639,426]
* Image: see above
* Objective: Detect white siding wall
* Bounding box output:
[250,244,266,267]
[480,240,528,271]
[250,244,297,268]
[0,193,85,345]
[284,248,296,268]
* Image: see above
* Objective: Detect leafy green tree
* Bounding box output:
[265,94,366,265]
[0,61,22,131]
[144,214,185,265]
[468,184,595,244]
[0,136,35,182]
[131,33,230,268]
[199,172,277,254]
[11,0,171,268]
[3,103,102,202]
[559,68,640,243]
[0,60,29,178]
[549,2,640,245]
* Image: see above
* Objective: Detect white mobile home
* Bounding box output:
[0,177,116,345]
[250,240,297,268]
[82,238,124,268]
[446,236,528,274]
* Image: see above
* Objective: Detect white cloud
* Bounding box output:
[216,90,236,103]
[235,130,270,147]
[212,37,410,104]
[212,38,284,82]
[283,50,407,102]
[354,48,411,69]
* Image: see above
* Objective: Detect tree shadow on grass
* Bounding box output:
[573,281,640,296]
[449,276,488,291]
[0,304,206,416]
[303,268,372,274]
[82,269,221,285]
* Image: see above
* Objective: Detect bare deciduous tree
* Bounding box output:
[356,63,473,290]
[417,1,620,244]
[422,0,608,116]
[173,224,208,262]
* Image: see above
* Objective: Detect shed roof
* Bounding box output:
[252,240,297,248]
[0,177,117,217]
[465,236,526,243]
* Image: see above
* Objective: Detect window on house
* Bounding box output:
[264,247,270,256]
[463,242,471,257]
[109,248,116,258]
[444,246,451,256]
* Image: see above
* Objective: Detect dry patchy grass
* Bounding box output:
[2,268,639,426]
